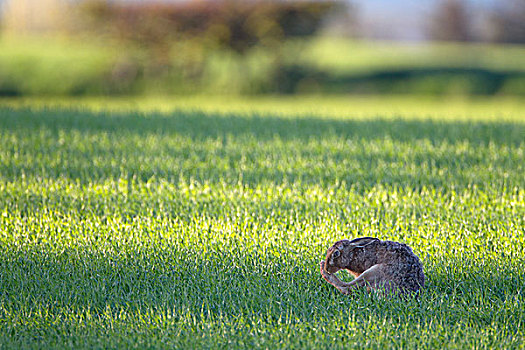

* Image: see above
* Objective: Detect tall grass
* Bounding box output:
[0,97,524,348]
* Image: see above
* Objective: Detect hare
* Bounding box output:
[320,237,424,296]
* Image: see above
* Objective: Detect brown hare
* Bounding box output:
[320,237,424,296]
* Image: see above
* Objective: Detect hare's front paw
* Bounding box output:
[320,260,327,274]
[320,261,334,283]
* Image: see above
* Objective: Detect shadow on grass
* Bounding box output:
[276,66,525,95]
[1,245,522,325]
[1,106,523,146]
[1,106,523,190]
[0,247,331,318]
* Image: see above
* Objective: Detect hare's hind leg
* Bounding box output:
[320,262,386,294]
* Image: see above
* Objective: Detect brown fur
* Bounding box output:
[320,237,424,296]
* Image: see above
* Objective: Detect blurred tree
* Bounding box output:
[486,0,525,43]
[80,0,340,53]
[78,0,342,91]
[427,0,473,42]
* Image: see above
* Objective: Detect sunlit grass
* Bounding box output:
[0,97,524,348]
[2,95,525,121]
[302,38,525,74]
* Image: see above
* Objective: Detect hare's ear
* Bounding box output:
[335,240,351,249]
[332,250,341,258]
[349,237,379,248]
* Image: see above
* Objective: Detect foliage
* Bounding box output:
[0,97,524,348]
[81,0,339,54]
[0,37,117,96]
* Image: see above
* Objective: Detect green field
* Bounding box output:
[0,97,524,348]
[2,37,525,95]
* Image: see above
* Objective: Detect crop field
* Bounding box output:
[0,96,524,348]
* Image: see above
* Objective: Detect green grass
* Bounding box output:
[0,96,524,348]
[301,38,525,74]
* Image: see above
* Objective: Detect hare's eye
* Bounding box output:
[332,250,341,258]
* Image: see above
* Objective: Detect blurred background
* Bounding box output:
[0,0,524,97]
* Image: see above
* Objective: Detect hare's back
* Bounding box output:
[381,241,425,292]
